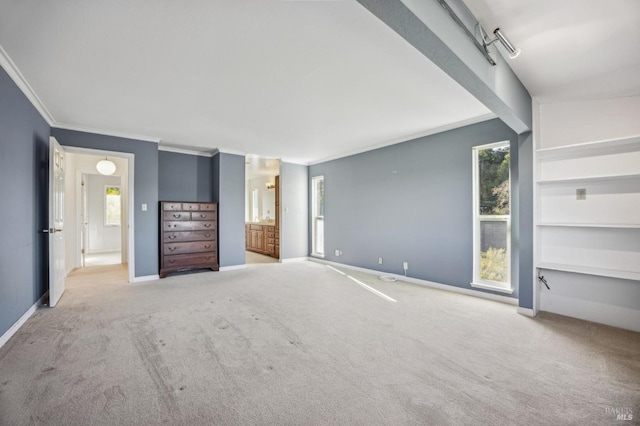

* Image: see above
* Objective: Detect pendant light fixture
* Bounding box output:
[96,157,116,175]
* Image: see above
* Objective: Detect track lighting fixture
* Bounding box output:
[481,27,521,59]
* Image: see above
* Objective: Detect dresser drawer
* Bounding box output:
[163,221,216,231]
[163,231,216,243]
[164,241,216,255]
[163,202,182,211]
[192,221,216,231]
[163,211,190,221]
[199,203,217,211]
[192,211,216,221]
[182,203,200,211]
[163,253,217,269]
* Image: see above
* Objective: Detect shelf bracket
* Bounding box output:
[538,274,550,290]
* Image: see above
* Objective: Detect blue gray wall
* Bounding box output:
[212,153,245,268]
[51,128,159,278]
[158,150,212,202]
[0,65,50,337]
[517,132,534,308]
[309,118,527,299]
[281,163,309,260]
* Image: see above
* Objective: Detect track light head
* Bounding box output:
[493,28,521,59]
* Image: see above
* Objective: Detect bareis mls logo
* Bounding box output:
[606,407,633,421]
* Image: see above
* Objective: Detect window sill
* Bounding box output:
[470,282,513,294]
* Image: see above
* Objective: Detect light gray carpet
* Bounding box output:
[0,261,638,425]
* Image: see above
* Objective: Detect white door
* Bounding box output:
[48,137,66,307]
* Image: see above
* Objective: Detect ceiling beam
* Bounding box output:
[355,0,531,133]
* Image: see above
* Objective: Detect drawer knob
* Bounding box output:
[168,235,176,240]
[204,224,211,228]
[168,247,177,251]
[168,259,176,264]
[200,214,206,218]
[204,244,211,248]
[204,234,211,238]
[173,214,181,218]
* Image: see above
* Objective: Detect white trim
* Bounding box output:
[212,148,248,157]
[0,292,48,349]
[61,146,136,284]
[54,123,161,144]
[470,282,514,294]
[279,257,310,263]
[540,293,640,333]
[129,274,160,283]
[220,265,247,271]
[158,145,215,157]
[472,141,512,290]
[311,258,517,306]
[517,307,535,317]
[0,44,55,125]
[308,113,496,165]
[86,248,122,255]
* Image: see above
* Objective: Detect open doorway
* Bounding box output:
[82,173,123,267]
[245,155,280,265]
[63,148,133,282]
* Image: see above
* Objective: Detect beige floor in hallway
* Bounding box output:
[245,250,278,264]
[0,261,638,425]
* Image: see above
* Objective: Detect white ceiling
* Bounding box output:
[463,0,640,103]
[0,0,493,164]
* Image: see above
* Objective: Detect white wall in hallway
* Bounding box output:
[87,174,121,253]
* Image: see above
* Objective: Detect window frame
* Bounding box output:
[471,141,512,293]
[311,175,325,257]
[104,185,122,227]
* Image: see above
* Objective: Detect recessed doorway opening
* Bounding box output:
[62,147,135,283]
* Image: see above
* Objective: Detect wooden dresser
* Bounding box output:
[159,201,218,278]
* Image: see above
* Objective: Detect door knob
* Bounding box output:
[42,228,63,233]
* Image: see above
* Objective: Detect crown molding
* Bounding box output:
[0,44,55,126]
[54,123,161,143]
[212,148,247,157]
[158,145,215,157]
[308,113,497,165]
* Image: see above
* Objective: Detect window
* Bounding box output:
[472,142,511,292]
[311,176,325,256]
[105,186,121,226]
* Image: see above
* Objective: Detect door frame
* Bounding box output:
[64,146,136,283]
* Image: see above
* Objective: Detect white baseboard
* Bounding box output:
[540,292,640,333]
[310,258,518,306]
[87,249,121,254]
[220,265,247,271]
[280,257,310,263]
[517,307,535,317]
[129,274,160,283]
[0,291,48,349]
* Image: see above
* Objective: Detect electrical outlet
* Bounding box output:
[335,249,340,256]
[403,262,408,270]
[378,257,383,265]
[141,203,147,211]
[576,188,586,200]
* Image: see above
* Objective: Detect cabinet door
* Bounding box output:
[256,230,264,251]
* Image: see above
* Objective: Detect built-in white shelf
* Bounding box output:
[536,173,640,186]
[537,262,640,281]
[537,222,640,229]
[537,135,640,160]
[536,135,640,284]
